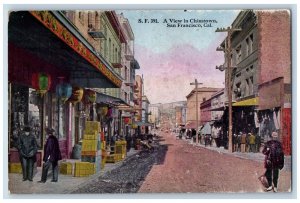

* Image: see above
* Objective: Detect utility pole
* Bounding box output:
[190,79,203,144]
[216,27,241,153]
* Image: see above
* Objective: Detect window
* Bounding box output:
[88,11,93,28]
[249,34,253,54]
[249,76,254,95]
[125,66,128,81]
[236,45,242,64]
[246,34,254,56]
[108,38,111,61]
[78,11,84,23]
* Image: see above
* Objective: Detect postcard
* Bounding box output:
[6,8,292,196]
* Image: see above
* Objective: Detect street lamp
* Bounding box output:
[190,79,203,144]
[215,26,241,153]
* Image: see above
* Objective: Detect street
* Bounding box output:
[138,131,291,193]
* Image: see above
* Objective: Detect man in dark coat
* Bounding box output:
[262,131,284,192]
[38,128,62,183]
[17,126,38,181]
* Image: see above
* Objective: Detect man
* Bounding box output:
[262,131,284,192]
[17,126,38,181]
[241,132,247,153]
[248,132,256,153]
[38,128,62,183]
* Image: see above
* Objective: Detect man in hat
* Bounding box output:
[38,128,62,183]
[262,130,284,192]
[17,126,38,181]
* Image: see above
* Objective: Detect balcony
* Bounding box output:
[88,27,105,39]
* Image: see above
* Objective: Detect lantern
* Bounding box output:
[56,82,72,103]
[132,124,138,129]
[68,86,84,104]
[83,89,97,104]
[97,106,108,116]
[31,73,51,96]
[124,117,130,124]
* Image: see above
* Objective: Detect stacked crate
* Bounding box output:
[74,162,96,177]
[80,121,102,174]
[60,162,73,175]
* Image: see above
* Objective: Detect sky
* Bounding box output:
[118,10,240,104]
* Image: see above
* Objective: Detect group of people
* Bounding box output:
[233,131,261,153]
[16,126,62,183]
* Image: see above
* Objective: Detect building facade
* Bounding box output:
[186,87,221,129]
[218,10,291,154]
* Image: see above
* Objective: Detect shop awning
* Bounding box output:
[8,11,122,88]
[232,97,259,106]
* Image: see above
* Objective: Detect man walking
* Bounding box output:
[17,126,38,181]
[38,128,62,183]
[262,131,284,192]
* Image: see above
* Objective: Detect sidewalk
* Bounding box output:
[7,149,140,195]
[186,138,291,172]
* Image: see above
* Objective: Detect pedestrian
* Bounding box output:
[249,132,256,153]
[262,131,284,192]
[126,134,132,152]
[246,132,250,152]
[38,128,62,183]
[17,126,38,181]
[237,132,242,152]
[233,133,238,152]
[241,132,247,153]
[255,134,262,153]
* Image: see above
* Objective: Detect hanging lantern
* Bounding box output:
[124,117,130,124]
[31,73,51,96]
[83,89,97,104]
[132,123,138,129]
[56,82,72,103]
[98,106,108,116]
[68,86,84,104]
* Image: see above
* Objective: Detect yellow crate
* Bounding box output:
[82,139,98,152]
[9,163,22,174]
[85,121,100,134]
[60,162,73,175]
[84,132,98,140]
[74,162,96,177]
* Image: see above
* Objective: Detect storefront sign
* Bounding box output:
[30,11,122,88]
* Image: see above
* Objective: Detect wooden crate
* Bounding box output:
[60,162,73,175]
[9,163,22,174]
[74,162,96,177]
[82,139,98,152]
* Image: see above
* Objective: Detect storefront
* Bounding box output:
[8,11,122,167]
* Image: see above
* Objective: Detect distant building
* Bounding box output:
[186,87,221,129]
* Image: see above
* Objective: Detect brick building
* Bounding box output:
[218,10,291,154]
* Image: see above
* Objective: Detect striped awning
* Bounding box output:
[232,97,259,106]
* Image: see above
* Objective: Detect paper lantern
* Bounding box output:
[56,82,72,103]
[132,124,138,129]
[31,73,51,96]
[124,117,130,124]
[98,106,108,116]
[84,89,97,104]
[68,87,84,104]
